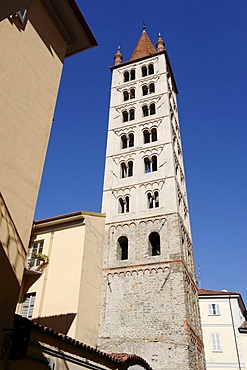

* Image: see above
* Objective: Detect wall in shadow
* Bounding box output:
[33,313,76,335]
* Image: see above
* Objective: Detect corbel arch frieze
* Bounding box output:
[139,56,159,68]
[115,103,137,112]
[140,180,163,192]
[139,118,162,130]
[113,125,136,136]
[106,264,170,278]
[113,152,136,164]
[115,83,136,93]
[140,75,160,86]
[140,146,163,157]
[114,185,136,198]
[140,95,162,106]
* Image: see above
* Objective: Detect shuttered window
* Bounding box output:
[211,333,222,351]
[21,293,36,319]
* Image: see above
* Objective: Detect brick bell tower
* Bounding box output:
[99,25,205,370]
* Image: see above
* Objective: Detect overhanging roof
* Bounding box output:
[42,0,97,57]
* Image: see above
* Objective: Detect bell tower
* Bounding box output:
[99,27,205,370]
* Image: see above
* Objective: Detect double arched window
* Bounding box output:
[144,155,157,173]
[143,128,157,144]
[117,236,128,260]
[118,196,130,213]
[120,161,133,178]
[142,83,155,96]
[123,89,135,101]
[141,64,154,77]
[142,103,156,117]
[124,70,135,83]
[149,232,160,256]
[122,109,135,122]
[121,133,134,149]
[147,191,159,209]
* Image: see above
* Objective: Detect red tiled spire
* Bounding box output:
[130,26,156,61]
[114,46,123,65]
[156,33,165,52]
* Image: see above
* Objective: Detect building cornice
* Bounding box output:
[33,211,105,234]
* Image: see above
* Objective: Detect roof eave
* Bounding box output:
[42,0,97,58]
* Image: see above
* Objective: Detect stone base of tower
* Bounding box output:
[98,254,205,370]
[98,339,203,370]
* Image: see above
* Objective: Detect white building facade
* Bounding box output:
[99,28,205,370]
[199,289,247,370]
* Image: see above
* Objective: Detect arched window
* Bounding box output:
[120,161,133,178]
[129,133,134,147]
[154,191,159,207]
[123,91,129,101]
[130,69,135,80]
[142,104,156,117]
[147,191,159,209]
[143,129,150,144]
[151,155,157,171]
[148,64,154,75]
[117,236,128,260]
[129,109,135,121]
[142,85,148,96]
[118,196,129,213]
[128,161,133,177]
[149,232,160,256]
[121,133,134,149]
[149,83,155,94]
[142,66,147,77]
[142,105,149,117]
[144,157,151,173]
[121,135,128,149]
[151,128,157,142]
[150,103,156,115]
[147,192,153,209]
[121,163,127,178]
[130,89,135,99]
[144,155,158,173]
[124,72,129,83]
[122,111,128,122]
[125,196,130,212]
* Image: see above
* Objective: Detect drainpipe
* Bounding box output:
[229,296,241,370]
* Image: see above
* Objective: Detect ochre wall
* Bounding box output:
[0,0,67,364]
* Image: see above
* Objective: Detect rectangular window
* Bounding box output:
[211,333,222,352]
[208,303,220,315]
[21,293,36,319]
[27,240,44,268]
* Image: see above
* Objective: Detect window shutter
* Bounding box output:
[216,304,220,315]
[208,304,212,315]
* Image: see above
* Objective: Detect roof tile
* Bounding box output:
[130,31,156,61]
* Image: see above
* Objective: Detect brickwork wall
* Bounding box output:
[99,214,205,369]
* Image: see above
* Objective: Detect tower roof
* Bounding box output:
[130,29,156,61]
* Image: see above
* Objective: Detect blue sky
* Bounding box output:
[35,1,247,303]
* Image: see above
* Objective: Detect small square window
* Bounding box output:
[208,303,220,315]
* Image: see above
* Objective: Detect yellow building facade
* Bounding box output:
[0,0,97,365]
[199,289,247,370]
[18,211,106,347]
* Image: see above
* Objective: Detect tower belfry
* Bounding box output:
[99,29,205,370]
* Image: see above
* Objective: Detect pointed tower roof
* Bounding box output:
[114,46,123,65]
[130,26,156,61]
